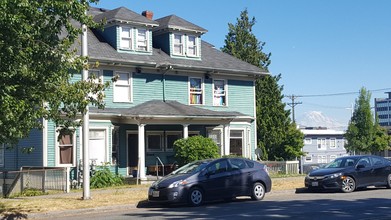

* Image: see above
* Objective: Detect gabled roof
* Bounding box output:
[93,7,159,27]
[90,100,247,119]
[154,15,207,34]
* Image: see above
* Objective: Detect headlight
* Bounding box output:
[168,180,188,188]
[326,173,342,179]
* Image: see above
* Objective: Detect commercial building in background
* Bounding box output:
[374,92,391,157]
[375,92,391,131]
[300,127,347,173]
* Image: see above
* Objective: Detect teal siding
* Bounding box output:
[226,79,255,116]
[163,75,188,102]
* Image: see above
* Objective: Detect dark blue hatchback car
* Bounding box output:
[305,155,391,193]
[148,157,272,206]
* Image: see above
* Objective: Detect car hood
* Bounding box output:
[309,168,348,176]
[151,173,193,188]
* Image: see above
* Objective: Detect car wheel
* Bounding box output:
[188,187,203,206]
[341,176,355,193]
[251,182,265,200]
[386,174,391,189]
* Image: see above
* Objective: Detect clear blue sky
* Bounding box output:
[95,0,391,126]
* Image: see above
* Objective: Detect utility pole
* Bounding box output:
[81,21,91,200]
[286,94,302,123]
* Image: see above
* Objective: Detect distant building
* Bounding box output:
[375,92,391,132]
[300,127,348,167]
[374,92,391,157]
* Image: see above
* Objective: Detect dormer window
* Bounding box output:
[120,27,133,50]
[187,35,198,57]
[137,28,148,51]
[173,34,184,55]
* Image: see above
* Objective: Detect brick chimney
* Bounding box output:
[142,11,153,20]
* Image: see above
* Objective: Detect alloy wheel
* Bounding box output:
[341,176,355,193]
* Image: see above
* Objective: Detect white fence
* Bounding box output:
[264,161,300,175]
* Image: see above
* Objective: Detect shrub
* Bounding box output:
[173,135,220,166]
[90,165,124,189]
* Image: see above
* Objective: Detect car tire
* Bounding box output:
[386,174,391,189]
[341,176,355,193]
[251,182,265,200]
[188,187,203,206]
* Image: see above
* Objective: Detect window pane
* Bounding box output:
[213,80,226,106]
[167,134,181,150]
[114,85,130,102]
[137,29,147,51]
[189,78,202,104]
[148,134,161,150]
[60,146,73,164]
[187,36,197,56]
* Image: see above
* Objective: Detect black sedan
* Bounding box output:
[148,157,272,206]
[305,155,391,193]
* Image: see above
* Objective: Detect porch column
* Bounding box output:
[223,124,230,156]
[183,124,189,138]
[138,124,146,180]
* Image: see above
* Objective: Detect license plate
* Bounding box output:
[312,182,318,187]
[152,190,160,197]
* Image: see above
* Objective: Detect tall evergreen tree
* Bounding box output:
[222,9,303,160]
[345,87,390,154]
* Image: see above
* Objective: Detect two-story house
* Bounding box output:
[301,127,348,170]
[2,6,267,180]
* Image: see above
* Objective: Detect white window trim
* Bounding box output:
[304,138,312,144]
[189,77,204,105]
[317,138,327,150]
[230,129,245,156]
[119,26,133,50]
[136,28,149,52]
[165,131,182,151]
[55,128,76,167]
[186,35,199,57]
[89,127,109,165]
[207,127,223,155]
[146,131,164,152]
[113,71,133,103]
[329,155,337,162]
[213,79,228,106]
[329,138,336,149]
[173,33,185,56]
[305,156,312,162]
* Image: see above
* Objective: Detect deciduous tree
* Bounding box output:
[0,0,109,146]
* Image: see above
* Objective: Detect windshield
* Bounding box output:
[324,157,358,168]
[171,160,210,175]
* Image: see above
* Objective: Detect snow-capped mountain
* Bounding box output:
[296,111,347,131]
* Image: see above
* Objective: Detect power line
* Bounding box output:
[294,88,391,98]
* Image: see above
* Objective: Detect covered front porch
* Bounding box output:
[91,100,254,180]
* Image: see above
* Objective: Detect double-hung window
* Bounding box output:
[57,129,75,166]
[189,77,203,105]
[213,79,227,106]
[137,29,148,51]
[173,34,184,55]
[187,35,198,57]
[113,72,132,102]
[120,27,133,50]
[317,138,327,150]
[147,132,163,152]
[329,138,336,149]
[165,132,182,151]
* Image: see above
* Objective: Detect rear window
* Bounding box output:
[229,158,247,170]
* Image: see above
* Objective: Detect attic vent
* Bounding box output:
[142,10,153,20]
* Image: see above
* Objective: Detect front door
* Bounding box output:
[128,133,138,168]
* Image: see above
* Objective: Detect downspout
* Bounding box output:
[162,65,173,102]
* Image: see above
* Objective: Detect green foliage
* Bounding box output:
[173,135,220,166]
[12,188,48,197]
[0,0,113,146]
[221,9,303,161]
[221,9,271,70]
[90,165,124,189]
[345,87,391,154]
